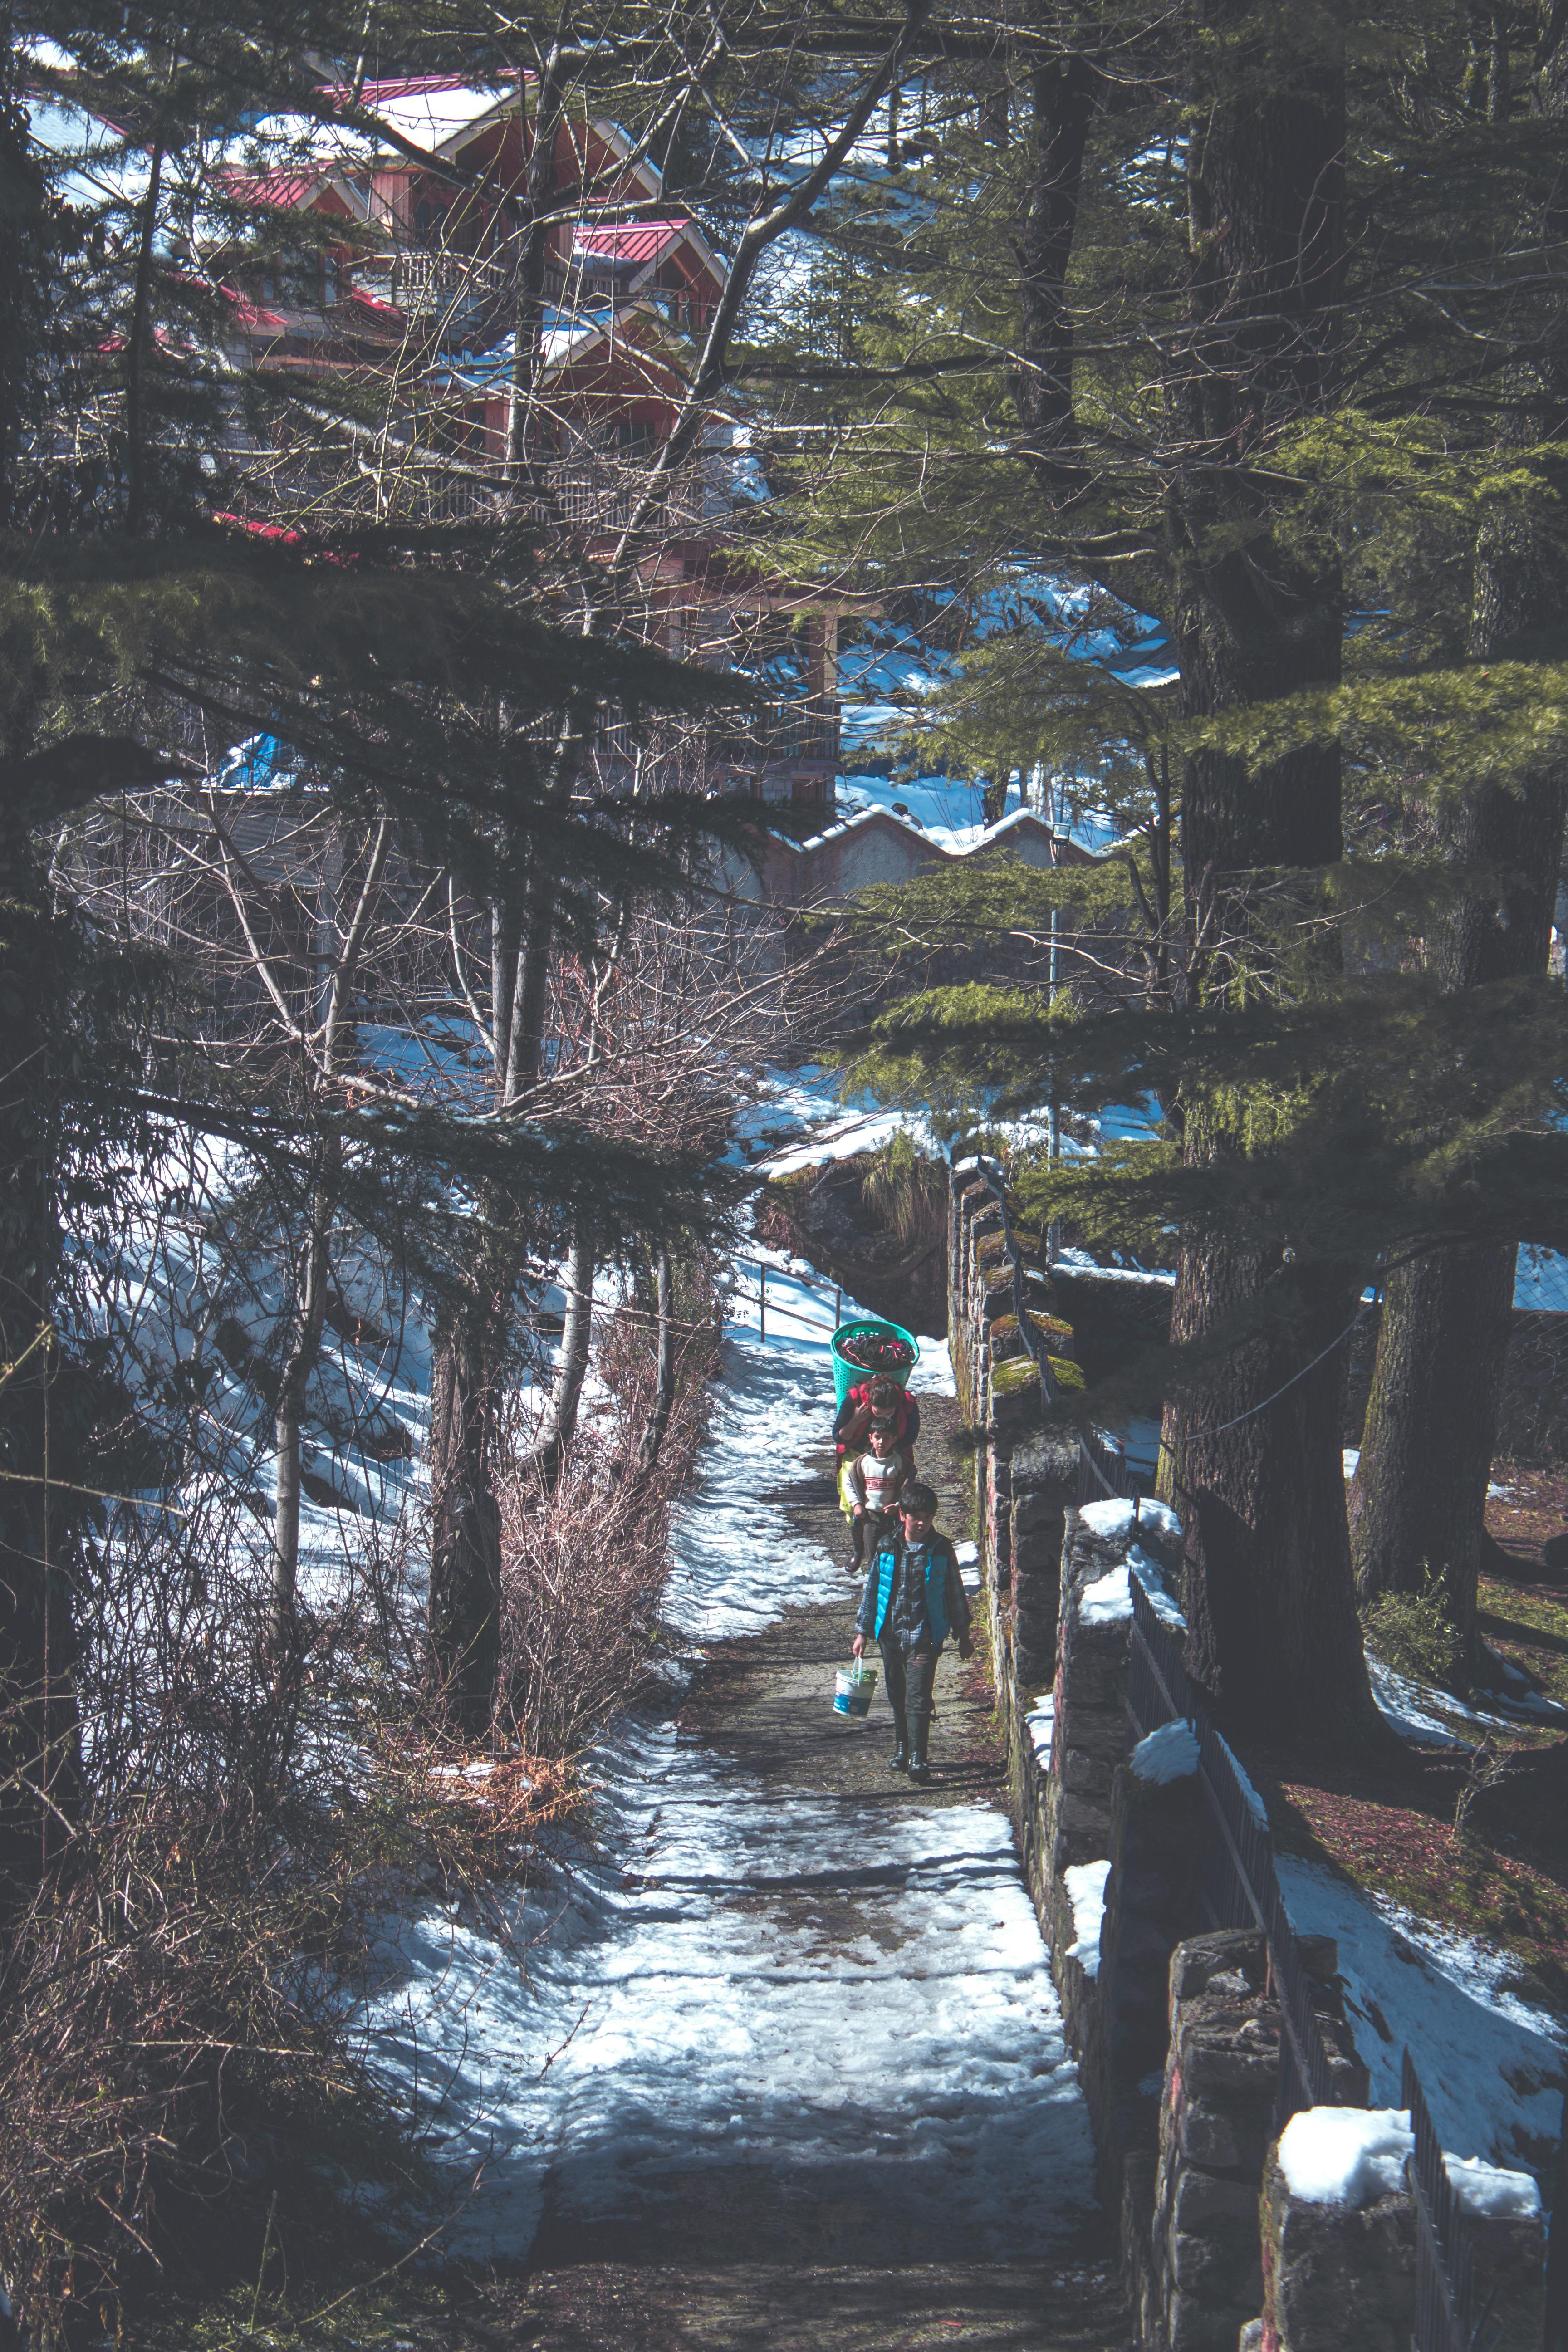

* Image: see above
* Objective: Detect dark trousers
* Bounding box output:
[852,1509,896,1566]
[880,1640,937,1759]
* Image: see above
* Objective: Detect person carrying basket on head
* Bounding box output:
[852,1482,971,1784]
[834,1371,920,1472]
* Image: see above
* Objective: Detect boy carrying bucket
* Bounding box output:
[851,1484,972,1784]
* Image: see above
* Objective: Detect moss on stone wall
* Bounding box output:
[992,1310,1075,1352]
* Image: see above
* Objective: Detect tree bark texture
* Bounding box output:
[269,820,387,1642]
[0,808,77,1901]
[520,1219,596,1489]
[1351,487,1568,1646]
[0,13,49,529]
[1159,13,1379,1741]
[635,1248,675,1477]
[1011,48,1099,477]
[426,1301,503,1725]
[1349,1248,1515,1659]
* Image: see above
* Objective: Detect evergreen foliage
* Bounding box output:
[755,0,1568,1737]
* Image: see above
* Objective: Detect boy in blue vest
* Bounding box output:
[851,1482,972,1784]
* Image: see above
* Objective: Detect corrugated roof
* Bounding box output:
[215,167,323,211]
[573,219,688,265]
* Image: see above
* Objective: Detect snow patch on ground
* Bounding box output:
[906,1337,958,1399]
[665,1330,846,1641]
[1276,1856,1566,2180]
[1368,1659,1473,1749]
[1276,2107,1413,2208]
[1367,1655,1566,1747]
[366,1721,1098,2259]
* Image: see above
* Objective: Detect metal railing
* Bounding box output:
[1126,1572,1348,2125]
[1128,1572,1480,2350]
[1404,2049,1504,2352]
[725,1257,841,1345]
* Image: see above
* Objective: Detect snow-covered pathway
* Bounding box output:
[368,1298,1103,2274]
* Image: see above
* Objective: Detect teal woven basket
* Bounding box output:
[830,1318,920,1408]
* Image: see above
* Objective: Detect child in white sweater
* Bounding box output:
[848,1424,907,1573]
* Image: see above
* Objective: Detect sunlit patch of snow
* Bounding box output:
[1063,1860,1111,1977]
[1276,2107,1413,2208]
[1368,1659,1474,1749]
[1276,1855,1566,2181]
[1368,1654,1567,1747]
[367,1727,1099,2260]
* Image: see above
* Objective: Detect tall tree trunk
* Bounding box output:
[426,1290,503,1725]
[1351,590,1568,1658]
[519,1218,595,1487]
[1157,5,1380,1742]
[507,47,565,488]
[1167,1231,1370,1735]
[1350,1246,1516,1662]
[0,10,48,529]
[0,808,75,1901]
[635,1248,675,1477]
[1350,29,1568,1661]
[269,819,388,1645]
[123,134,165,537]
[271,1158,335,1642]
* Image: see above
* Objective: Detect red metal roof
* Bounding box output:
[318,74,529,104]
[215,167,324,211]
[573,219,689,265]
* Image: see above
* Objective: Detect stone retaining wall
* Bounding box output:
[945,1164,1548,2352]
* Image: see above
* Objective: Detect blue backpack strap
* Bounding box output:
[873,1547,898,1638]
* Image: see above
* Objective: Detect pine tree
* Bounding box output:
[757,0,1568,1744]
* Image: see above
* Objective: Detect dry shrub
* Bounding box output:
[497,1264,720,1758]
[0,1263,719,2340]
[0,1492,570,2346]
[0,1765,372,2339]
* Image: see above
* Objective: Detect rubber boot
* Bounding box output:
[889,1703,909,1772]
[907,1713,931,1784]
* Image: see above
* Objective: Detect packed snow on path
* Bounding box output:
[363,1311,1098,2262]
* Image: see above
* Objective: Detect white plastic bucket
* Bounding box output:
[834,1663,877,1719]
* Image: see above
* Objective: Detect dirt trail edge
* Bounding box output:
[507,1384,1130,2351]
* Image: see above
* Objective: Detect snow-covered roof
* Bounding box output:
[785,801,1074,863]
[320,76,519,157]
